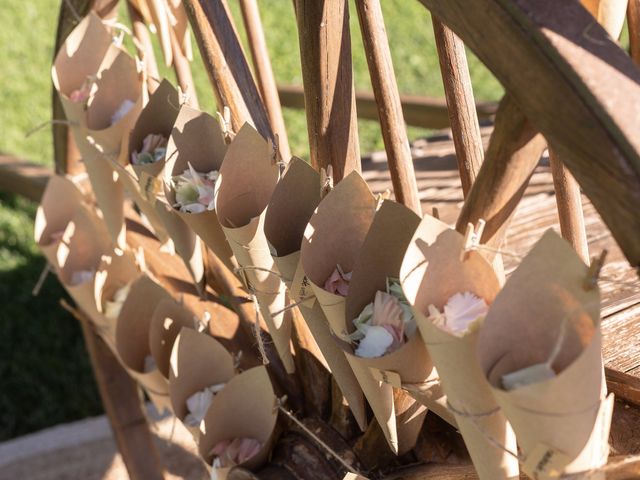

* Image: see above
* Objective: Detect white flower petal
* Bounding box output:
[355,325,394,358]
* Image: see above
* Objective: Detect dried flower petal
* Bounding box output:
[183,383,226,427]
[111,99,135,125]
[172,163,218,213]
[354,325,394,358]
[131,133,168,165]
[210,437,262,468]
[431,291,488,337]
[323,266,352,296]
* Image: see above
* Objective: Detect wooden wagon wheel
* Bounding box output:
[45,0,640,479]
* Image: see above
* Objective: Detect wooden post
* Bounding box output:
[354,0,421,214]
[294,0,361,181]
[432,16,484,197]
[238,0,292,160]
[183,0,273,140]
[127,0,161,93]
[629,0,640,64]
[169,25,200,108]
[456,95,546,244]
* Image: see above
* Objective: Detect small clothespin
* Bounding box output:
[135,56,145,75]
[460,219,486,262]
[583,249,608,291]
[178,86,190,106]
[320,165,334,199]
[216,106,234,144]
[375,189,391,210]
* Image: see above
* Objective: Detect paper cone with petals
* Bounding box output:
[215,124,294,373]
[117,79,181,244]
[300,172,401,451]
[51,12,121,125]
[478,230,609,480]
[80,50,145,248]
[169,328,235,437]
[94,250,140,351]
[344,200,430,453]
[155,199,205,289]
[149,299,196,379]
[163,104,234,270]
[198,366,277,472]
[56,206,111,325]
[400,214,519,480]
[35,175,87,266]
[115,274,173,412]
[264,158,367,431]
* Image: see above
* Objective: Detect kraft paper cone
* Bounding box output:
[117,79,181,244]
[169,328,235,436]
[478,230,608,479]
[115,274,173,412]
[215,124,294,374]
[400,214,519,480]
[198,366,277,472]
[300,171,377,337]
[344,200,429,454]
[56,206,111,323]
[35,175,86,266]
[154,200,205,289]
[163,104,235,270]
[82,50,145,249]
[149,299,196,379]
[51,12,121,124]
[94,250,140,351]
[263,158,367,431]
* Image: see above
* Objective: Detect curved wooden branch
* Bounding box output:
[419,0,640,268]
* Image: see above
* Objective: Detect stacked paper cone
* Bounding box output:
[478,230,610,479]
[215,124,295,373]
[400,214,519,479]
[264,158,367,431]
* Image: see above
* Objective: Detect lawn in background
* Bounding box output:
[0,0,502,440]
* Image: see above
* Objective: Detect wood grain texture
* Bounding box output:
[239,0,291,160]
[418,0,640,269]
[455,95,546,243]
[169,22,199,108]
[629,0,640,64]
[294,0,361,181]
[183,0,273,140]
[549,148,590,263]
[355,0,421,214]
[277,85,498,130]
[432,16,484,197]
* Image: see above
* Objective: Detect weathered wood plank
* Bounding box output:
[417,0,640,270]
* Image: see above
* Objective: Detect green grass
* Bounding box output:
[0,0,503,439]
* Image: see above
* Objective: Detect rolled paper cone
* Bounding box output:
[169,327,235,437]
[163,104,235,270]
[81,50,145,249]
[149,298,196,378]
[155,199,206,290]
[168,0,193,60]
[115,274,173,413]
[51,12,121,124]
[264,158,367,431]
[35,175,86,266]
[478,230,608,479]
[94,250,140,351]
[117,79,182,244]
[581,0,628,38]
[198,366,277,472]
[400,214,519,480]
[57,206,111,324]
[215,124,294,374]
[344,200,430,454]
[300,171,377,337]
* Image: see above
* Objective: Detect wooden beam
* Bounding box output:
[432,16,484,197]
[127,0,160,93]
[417,0,640,269]
[549,149,590,263]
[183,0,273,140]
[169,21,199,108]
[277,84,498,130]
[355,0,421,214]
[294,0,361,181]
[629,0,640,64]
[455,95,546,244]
[239,0,291,160]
